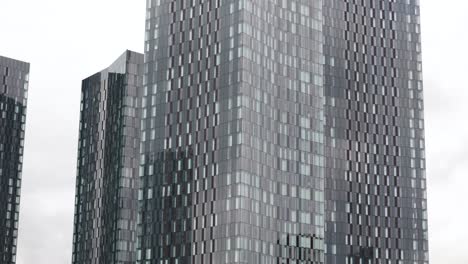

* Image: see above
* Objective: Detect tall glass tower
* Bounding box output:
[72,50,143,264]
[139,0,427,264]
[323,1,428,263]
[0,55,30,264]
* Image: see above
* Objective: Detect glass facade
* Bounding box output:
[136,0,428,263]
[72,50,143,264]
[323,1,428,263]
[0,55,30,264]
[140,0,323,263]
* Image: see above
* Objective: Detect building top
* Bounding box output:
[0,55,30,71]
[0,55,30,103]
[83,50,143,82]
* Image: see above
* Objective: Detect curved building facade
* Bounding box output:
[72,51,143,264]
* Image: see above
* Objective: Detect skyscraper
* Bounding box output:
[323,1,428,263]
[139,1,325,263]
[0,55,30,264]
[72,50,143,264]
[138,0,427,263]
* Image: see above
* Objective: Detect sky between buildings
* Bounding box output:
[0,0,466,263]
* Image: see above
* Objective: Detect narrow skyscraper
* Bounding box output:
[0,55,30,264]
[72,50,143,264]
[323,1,428,263]
[138,0,428,263]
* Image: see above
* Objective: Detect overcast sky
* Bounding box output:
[0,0,466,263]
